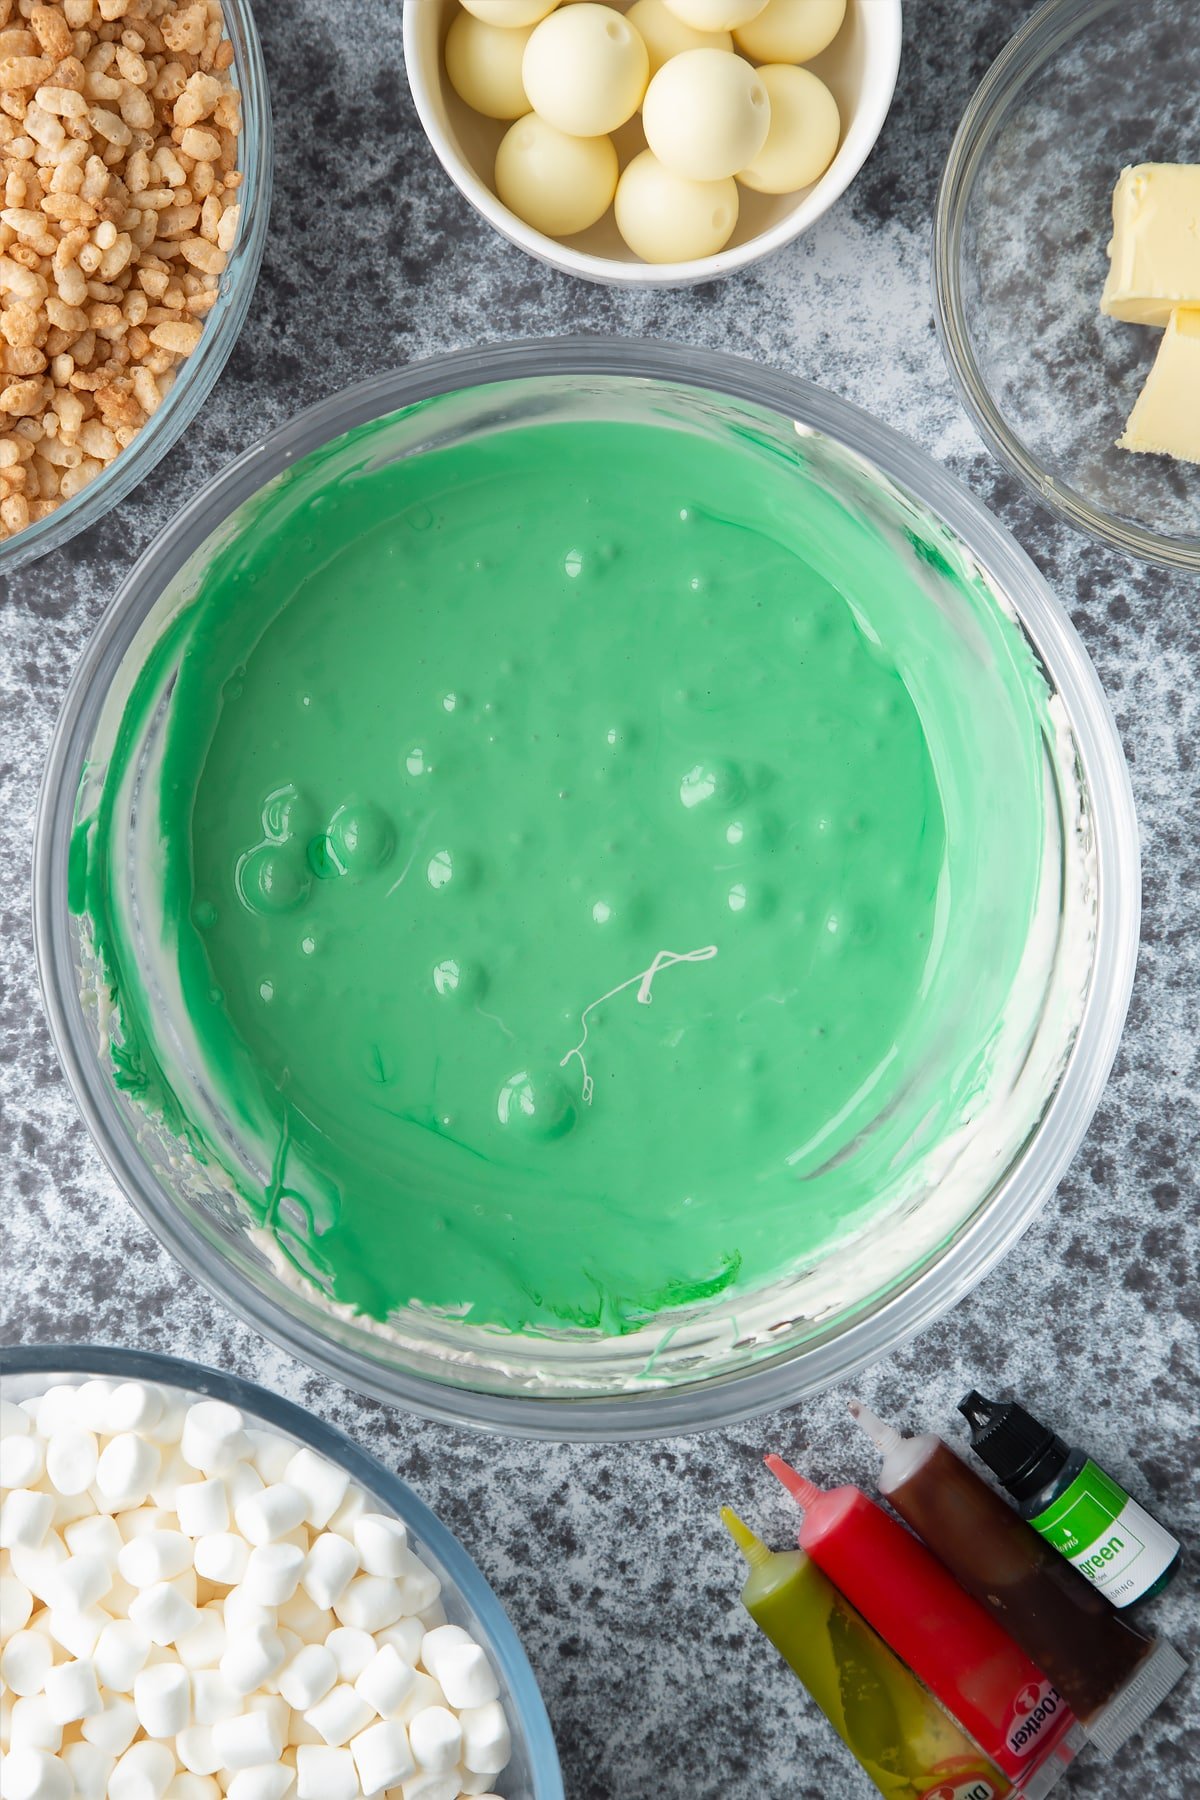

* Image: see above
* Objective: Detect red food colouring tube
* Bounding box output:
[765,1454,1080,1789]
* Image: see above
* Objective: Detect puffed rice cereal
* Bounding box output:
[0,0,242,542]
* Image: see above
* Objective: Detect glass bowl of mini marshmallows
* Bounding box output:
[403,0,901,286]
[0,1345,563,1800]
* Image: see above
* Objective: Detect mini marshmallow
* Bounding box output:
[106,1382,165,1436]
[235,1484,307,1548]
[10,1694,63,1753]
[402,1563,442,1616]
[276,1590,334,1643]
[221,1587,275,1638]
[50,1551,111,1612]
[180,1402,251,1477]
[324,1627,375,1682]
[407,1705,461,1775]
[44,1429,98,1497]
[190,1669,242,1726]
[305,1681,374,1746]
[295,1744,358,1800]
[278,1643,337,1711]
[70,1380,117,1432]
[46,1603,106,1659]
[419,1627,471,1686]
[31,1386,80,1437]
[284,1449,349,1532]
[246,1692,289,1739]
[437,1642,499,1710]
[351,1716,415,1794]
[224,1462,265,1511]
[1,1630,54,1697]
[9,1534,66,1601]
[129,1580,200,1647]
[301,1533,358,1611]
[0,1398,31,1437]
[326,1486,365,1541]
[0,1574,33,1634]
[95,1433,160,1508]
[43,1657,103,1724]
[225,1768,292,1800]
[175,1725,221,1775]
[332,1575,405,1634]
[220,1623,285,1696]
[395,1673,447,1729]
[355,1645,417,1720]
[119,1506,176,1543]
[376,1618,424,1668]
[243,1432,295,1486]
[0,1433,44,1489]
[81,1693,139,1757]
[174,1480,229,1539]
[134,1662,191,1736]
[95,1620,152,1692]
[61,1741,116,1800]
[457,1780,501,1799]
[175,1607,226,1671]
[399,1775,458,1800]
[352,1513,409,1578]
[0,1747,72,1800]
[119,1530,193,1589]
[108,1738,176,1800]
[0,1490,55,1551]
[63,1512,122,1562]
[243,1542,304,1607]
[459,1700,511,1776]
[212,1707,285,1771]
[193,1534,250,1587]
[164,1777,220,1800]
[148,1400,188,1450]
[149,1454,192,1513]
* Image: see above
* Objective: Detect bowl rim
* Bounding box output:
[0,0,274,576]
[0,1342,565,1799]
[932,0,1200,574]
[401,0,903,288]
[32,335,1140,1441]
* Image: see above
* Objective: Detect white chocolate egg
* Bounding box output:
[626,0,732,74]
[614,148,739,261]
[495,113,619,235]
[459,0,560,27]
[737,63,839,192]
[445,12,533,119]
[732,0,846,63]
[660,0,768,31]
[522,4,650,137]
[642,49,770,182]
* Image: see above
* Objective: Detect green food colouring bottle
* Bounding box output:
[958,1393,1181,1608]
[720,1508,1013,1800]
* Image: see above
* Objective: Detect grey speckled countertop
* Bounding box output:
[2,1,1197,1795]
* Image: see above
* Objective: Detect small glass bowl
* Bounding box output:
[0,0,272,576]
[934,0,1200,572]
[33,339,1140,1440]
[0,1342,564,1800]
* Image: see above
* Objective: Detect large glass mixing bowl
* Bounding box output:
[33,339,1139,1439]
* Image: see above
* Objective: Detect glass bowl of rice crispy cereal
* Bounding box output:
[0,0,271,571]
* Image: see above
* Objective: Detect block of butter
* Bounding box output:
[1118,307,1200,464]
[1100,163,1200,327]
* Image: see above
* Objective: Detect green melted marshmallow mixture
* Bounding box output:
[75,406,1052,1338]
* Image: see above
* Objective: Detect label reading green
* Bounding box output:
[1031,1459,1179,1606]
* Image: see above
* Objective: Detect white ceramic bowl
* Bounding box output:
[402,0,902,286]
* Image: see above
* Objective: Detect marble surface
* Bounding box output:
[2,0,1197,1794]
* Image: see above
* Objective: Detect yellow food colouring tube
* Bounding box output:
[721,1508,1013,1800]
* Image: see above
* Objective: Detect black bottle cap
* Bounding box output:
[957,1390,1070,1503]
